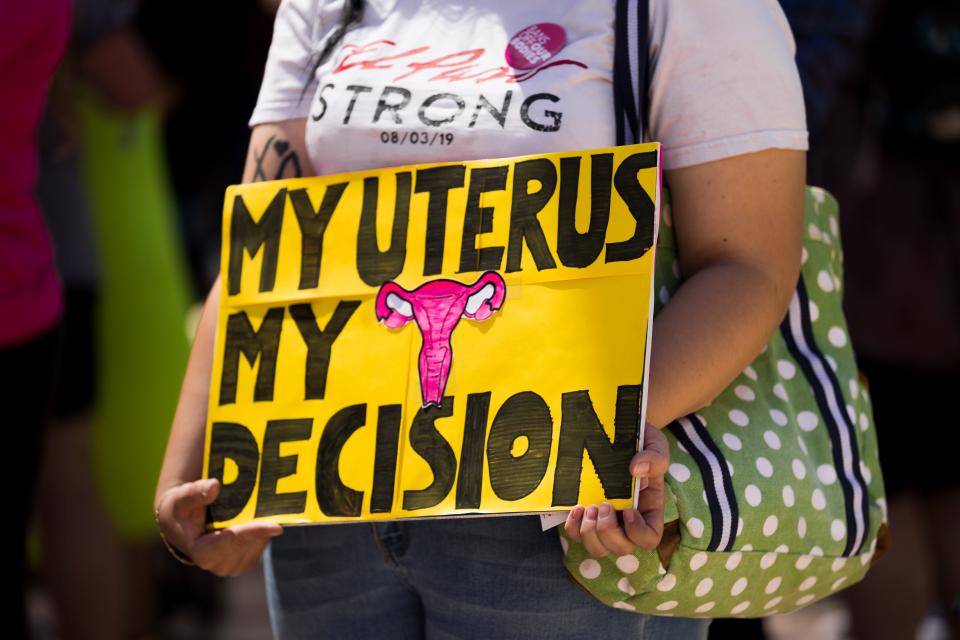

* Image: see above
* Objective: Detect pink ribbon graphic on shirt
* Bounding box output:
[375,272,507,407]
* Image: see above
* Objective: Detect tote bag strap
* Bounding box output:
[613,0,649,146]
[613,0,744,555]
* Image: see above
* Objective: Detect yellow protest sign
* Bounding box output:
[203,143,661,528]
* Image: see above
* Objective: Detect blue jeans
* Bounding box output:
[263,515,710,640]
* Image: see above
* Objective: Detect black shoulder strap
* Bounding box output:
[613,0,650,145]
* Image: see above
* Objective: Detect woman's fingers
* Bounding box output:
[578,505,609,557]
[564,505,585,542]
[170,478,220,519]
[156,478,223,553]
[564,426,671,557]
[595,503,637,556]
[623,506,663,549]
[208,533,274,577]
[630,427,670,480]
[191,522,283,576]
[623,425,670,549]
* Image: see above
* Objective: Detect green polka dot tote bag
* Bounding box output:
[560,185,888,618]
[558,0,890,618]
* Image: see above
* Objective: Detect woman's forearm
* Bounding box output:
[154,278,220,509]
[645,259,794,428]
[644,149,806,429]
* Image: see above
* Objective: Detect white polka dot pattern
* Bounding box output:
[695,578,713,597]
[760,553,778,570]
[615,554,639,574]
[731,601,751,615]
[797,411,819,431]
[817,270,834,292]
[725,552,743,571]
[782,485,795,507]
[830,520,846,541]
[765,577,782,594]
[764,431,782,450]
[816,465,837,485]
[723,433,743,451]
[762,515,778,536]
[579,559,601,579]
[731,577,748,596]
[686,518,705,539]
[792,459,807,480]
[756,457,774,478]
[656,574,677,592]
[735,385,755,401]
[812,489,827,511]
[828,326,847,347]
[669,463,691,482]
[777,361,796,379]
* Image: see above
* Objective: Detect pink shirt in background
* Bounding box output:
[0,0,71,346]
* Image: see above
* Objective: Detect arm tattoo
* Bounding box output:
[253,135,304,181]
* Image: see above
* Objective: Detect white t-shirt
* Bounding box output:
[250,0,807,174]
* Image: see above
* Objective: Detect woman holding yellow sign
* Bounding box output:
[155,0,807,637]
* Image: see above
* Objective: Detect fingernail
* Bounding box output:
[623,508,635,524]
[632,461,650,477]
[571,505,584,518]
[585,505,598,520]
[599,503,611,517]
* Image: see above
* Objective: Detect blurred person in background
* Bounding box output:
[34,1,164,637]
[132,0,277,633]
[4,0,275,637]
[805,1,960,638]
[136,0,278,294]
[0,0,71,636]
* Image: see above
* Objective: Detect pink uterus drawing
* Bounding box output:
[375,272,507,407]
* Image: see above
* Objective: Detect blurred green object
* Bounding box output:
[77,92,193,540]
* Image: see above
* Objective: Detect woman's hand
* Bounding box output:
[156,478,283,577]
[564,425,670,557]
